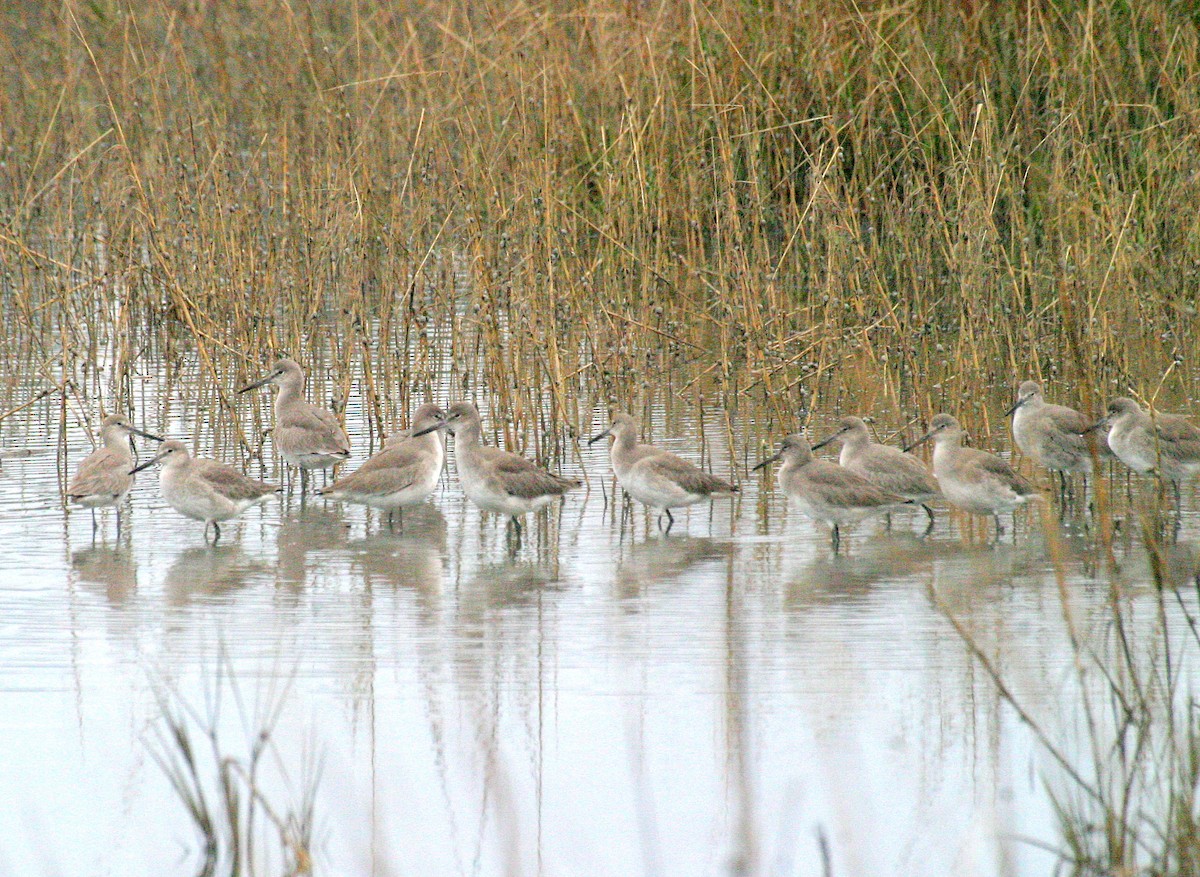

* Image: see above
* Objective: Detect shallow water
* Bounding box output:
[0,373,1196,876]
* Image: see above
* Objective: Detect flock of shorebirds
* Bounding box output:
[63,359,1200,551]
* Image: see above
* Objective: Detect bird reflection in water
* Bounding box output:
[163,545,270,605]
[785,538,939,608]
[274,505,352,589]
[70,544,138,605]
[615,535,732,601]
[346,505,448,604]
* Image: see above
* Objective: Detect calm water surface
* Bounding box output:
[0,371,1193,876]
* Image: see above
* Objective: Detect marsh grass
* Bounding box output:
[148,657,319,877]
[936,510,1200,875]
[1,1,1199,472]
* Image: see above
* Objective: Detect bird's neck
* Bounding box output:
[275,379,305,409]
[102,428,130,454]
[931,438,957,465]
[842,431,869,452]
[454,422,482,448]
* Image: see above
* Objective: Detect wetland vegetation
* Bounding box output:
[3,1,1200,874]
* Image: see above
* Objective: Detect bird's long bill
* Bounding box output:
[129,452,164,475]
[1003,398,1023,417]
[130,427,165,442]
[809,433,838,452]
[238,374,273,394]
[587,427,612,446]
[412,420,447,437]
[752,451,782,472]
[903,430,936,453]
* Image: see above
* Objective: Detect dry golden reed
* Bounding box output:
[1,0,1198,460]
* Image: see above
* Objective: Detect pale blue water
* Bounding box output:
[0,374,1191,876]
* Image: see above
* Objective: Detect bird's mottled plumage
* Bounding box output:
[240,358,350,489]
[907,413,1038,537]
[588,412,737,532]
[131,440,278,541]
[1008,381,1110,475]
[754,432,904,551]
[68,413,163,535]
[418,403,578,532]
[812,416,939,526]
[318,403,446,519]
[1100,397,1200,483]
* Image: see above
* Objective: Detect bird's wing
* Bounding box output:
[485,447,579,499]
[278,404,352,455]
[641,450,736,495]
[966,449,1036,496]
[68,448,131,498]
[856,447,940,496]
[804,461,899,507]
[1156,413,1200,447]
[1045,404,1094,435]
[325,450,429,497]
[194,459,278,501]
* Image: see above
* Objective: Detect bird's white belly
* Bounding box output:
[788,494,875,528]
[162,474,262,523]
[74,489,128,509]
[285,450,346,470]
[459,464,546,517]
[163,480,225,522]
[1108,429,1155,473]
[616,463,699,510]
[366,470,440,511]
[938,474,1022,515]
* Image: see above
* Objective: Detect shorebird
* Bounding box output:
[414,402,578,545]
[1005,381,1108,501]
[67,413,162,536]
[239,358,350,492]
[906,413,1039,538]
[588,412,738,533]
[316,403,446,528]
[1093,397,1200,506]
[811,415,940,530]
[753,433,905,552]
[130,440,279,542]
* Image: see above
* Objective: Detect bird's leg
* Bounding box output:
[831,524,841,554]
[663,508,674,534]
[994,515,1005,541]
[116,506,123,539]
[300,468,308,494]
[884,513,892,532]
[212,521,222,544]
[90,510,98,540]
